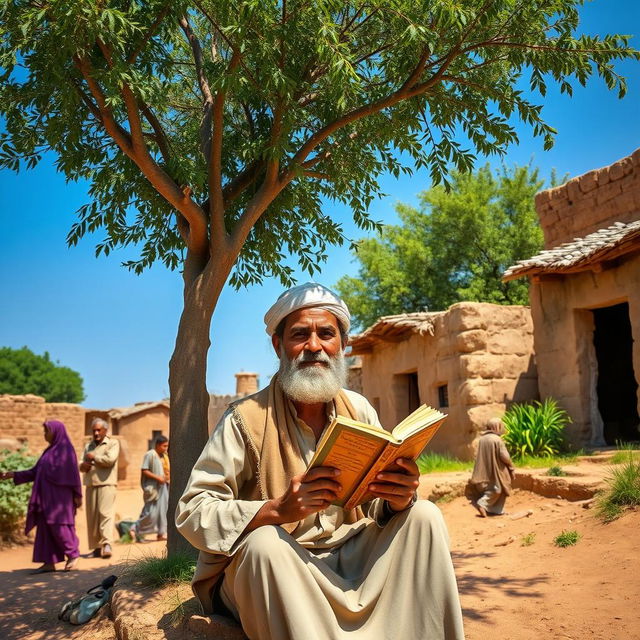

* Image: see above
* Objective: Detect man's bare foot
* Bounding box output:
[31,563,56,574]
[64,557,80,571]
[156,534,167,541]
[473,503,487,518]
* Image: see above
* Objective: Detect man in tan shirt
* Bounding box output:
[80,417,120,558]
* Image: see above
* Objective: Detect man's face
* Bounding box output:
[156,441,169,455]
[272,308,344,362]
[92,425,107,443]
[272,308,347,404]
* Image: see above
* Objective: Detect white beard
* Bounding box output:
[278,348,347,404]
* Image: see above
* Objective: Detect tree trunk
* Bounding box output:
[166,261,226,557]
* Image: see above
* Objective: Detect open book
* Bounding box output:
[306,404,447,511]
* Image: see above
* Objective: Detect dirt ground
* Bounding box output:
[1,468,639,640]
[0,488,161,640]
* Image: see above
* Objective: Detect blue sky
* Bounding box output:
[1,1,639,409]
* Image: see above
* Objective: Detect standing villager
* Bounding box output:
[0,420,82,573]
[80,417,119,558]
[466,417,516,517]
[177,283,464,640]
[129,435,169,542]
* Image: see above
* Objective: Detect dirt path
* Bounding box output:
[2,464,639,640]
[0,488,164,640]
[443,490,640,640]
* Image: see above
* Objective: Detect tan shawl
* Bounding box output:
[470,431,513,495]
[192,376,364,612]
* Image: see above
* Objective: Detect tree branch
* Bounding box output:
[179,15,214,160]
[286,46,456,178]
[74,51,209,259]
[139,101,171,163]
[209,50,241,248]
[128,3,173,63]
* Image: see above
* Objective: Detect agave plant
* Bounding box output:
[502,398,571,459]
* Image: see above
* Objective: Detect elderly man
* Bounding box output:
[80,417,120,558]
[177,283,464,640]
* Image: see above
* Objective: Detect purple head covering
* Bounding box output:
[40,421,81,486]
[23,420,81,533]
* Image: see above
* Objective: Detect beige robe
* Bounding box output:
[82,436,119,548]
[469,431,513,495]
[177,387,464,639]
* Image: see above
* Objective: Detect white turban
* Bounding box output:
[264,282,351,336]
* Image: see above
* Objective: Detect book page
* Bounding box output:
[308,426,388,507]
[343,416,446,510]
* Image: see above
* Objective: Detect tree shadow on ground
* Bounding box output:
[452,550,548,622]
[0,563,122,640]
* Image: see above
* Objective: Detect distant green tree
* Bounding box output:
[338,164,550,329]
[0,347,85,403]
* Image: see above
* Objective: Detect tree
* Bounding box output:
[0,1,636,554]
[0,346,85,403]
[337,164,551,329]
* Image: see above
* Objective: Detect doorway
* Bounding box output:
[592,302,640,444]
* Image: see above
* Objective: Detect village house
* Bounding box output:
[504,148,640,448]
[350,148,640,459]
[348,304,538,460]
[0,372,260,481]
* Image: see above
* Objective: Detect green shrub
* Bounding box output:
[547,466,568,477]
[503,398,571,459]
[595,455,640,522]
[128,552,196,587]
[520,532,536,546]
[0,448,37,542]
[416,452,473,474]
[553,530,580,547]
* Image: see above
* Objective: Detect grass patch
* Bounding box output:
[514,452,579,469]
[553,530,581,547]
[610,442,640,465]
[416,452,473,474]
[520,532,536,546]
[127,552,196,588]
[547,465,568,477]
[595,455,640,522]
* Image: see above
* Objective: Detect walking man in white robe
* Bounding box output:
[130,435,170,541]
[177,283,465,639]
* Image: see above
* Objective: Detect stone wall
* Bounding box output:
[0,394,86,460]
[536,148,640,249]
[208,394,242,435]
[359,302,538,460]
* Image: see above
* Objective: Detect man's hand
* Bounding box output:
[85,452,95,461]
[248,467,341,531]
[73,495,83,509]
[79,462,91,473]
[368,457,419,513]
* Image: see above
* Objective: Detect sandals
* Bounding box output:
[31,563,56,574]
[65,557,80,572]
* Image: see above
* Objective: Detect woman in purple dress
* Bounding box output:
[0,420,82,573]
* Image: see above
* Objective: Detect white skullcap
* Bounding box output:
[264,282,351,336]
